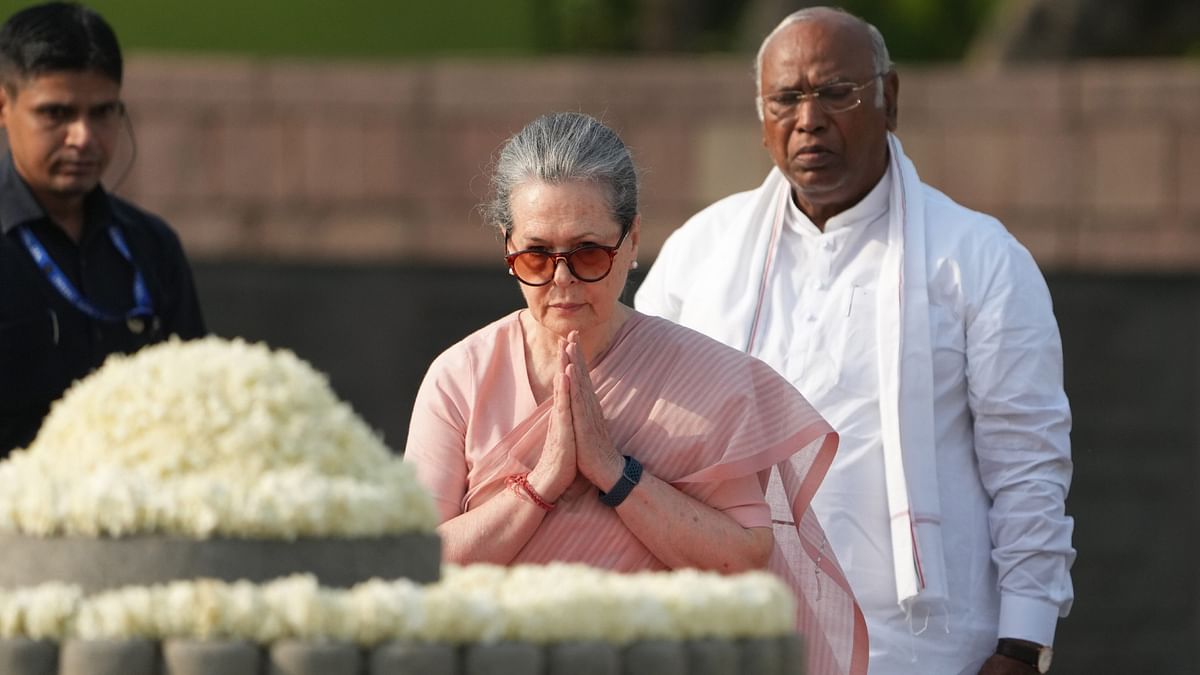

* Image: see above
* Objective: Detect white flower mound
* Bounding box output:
[0,337,438,539]
[0,565,796,643]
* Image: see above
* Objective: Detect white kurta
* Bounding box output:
[636,147,1074,675]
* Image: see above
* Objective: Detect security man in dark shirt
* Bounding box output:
[0,2,205,457]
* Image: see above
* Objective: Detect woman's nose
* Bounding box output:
[551,257,574,286]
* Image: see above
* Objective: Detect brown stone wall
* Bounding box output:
[58,56,1200,271]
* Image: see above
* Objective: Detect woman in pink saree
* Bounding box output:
[404,112,867,675]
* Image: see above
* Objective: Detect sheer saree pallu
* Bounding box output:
[407,312,867,675]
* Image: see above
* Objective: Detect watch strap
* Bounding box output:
[996,638,1051,673]
[598,455,642,507]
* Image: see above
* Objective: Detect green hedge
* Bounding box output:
[0,0,1000,61]
[0,0,542,59]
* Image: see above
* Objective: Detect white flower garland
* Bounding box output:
[0,337,437,538]
[0,584,82,640]
[0,565,795,644]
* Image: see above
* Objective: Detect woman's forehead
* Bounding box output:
[510,181,620,242]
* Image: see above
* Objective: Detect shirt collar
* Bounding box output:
[0,152,114,237]
[0,153,47,235]
[786,164,893,236]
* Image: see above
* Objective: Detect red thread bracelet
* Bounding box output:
[506,473,556,512]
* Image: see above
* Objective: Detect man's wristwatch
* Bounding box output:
[995,638,1053,673]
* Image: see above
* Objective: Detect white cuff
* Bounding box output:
[998,594,1062,645]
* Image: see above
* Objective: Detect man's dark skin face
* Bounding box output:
[758,11,898,230]
[0,69,122,239]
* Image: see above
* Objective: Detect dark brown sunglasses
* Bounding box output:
[504,228,630,286]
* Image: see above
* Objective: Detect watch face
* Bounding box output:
[1038,647,1053,673]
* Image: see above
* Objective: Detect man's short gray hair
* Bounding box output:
[753,7,894,119]
[485,112,639,237]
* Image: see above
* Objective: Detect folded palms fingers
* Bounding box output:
[550,371,575,455]
[567,361,608,443]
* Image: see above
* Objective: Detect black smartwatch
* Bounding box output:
[996,638,1053,673]
[598,455,642,507]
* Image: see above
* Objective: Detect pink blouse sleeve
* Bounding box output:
[702,473,772,529]
[403,349,472,524]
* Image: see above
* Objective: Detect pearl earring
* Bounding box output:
[631,261,639,270]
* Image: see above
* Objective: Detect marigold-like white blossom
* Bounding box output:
[0,337,437,538]
[51,564,795,644]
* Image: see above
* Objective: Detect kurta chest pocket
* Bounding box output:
[0,311,57,409]
[833,285,877,396]
[928,301,966,383]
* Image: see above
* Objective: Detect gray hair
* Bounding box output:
[753,7,894,119]
[485,112,639,237]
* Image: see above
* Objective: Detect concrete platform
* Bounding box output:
[0,533,441,592]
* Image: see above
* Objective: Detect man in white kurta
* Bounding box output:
[636,8,1073,675]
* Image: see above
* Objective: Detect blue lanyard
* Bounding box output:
[18,224,154,323]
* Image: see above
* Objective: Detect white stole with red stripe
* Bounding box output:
[876,134,948,614]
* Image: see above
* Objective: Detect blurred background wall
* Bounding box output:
[0,0,1196,672]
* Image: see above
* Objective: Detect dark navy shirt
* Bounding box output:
[0,153,206,456]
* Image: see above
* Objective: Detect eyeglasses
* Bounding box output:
[505,228,630,286]
[761,73,885,118]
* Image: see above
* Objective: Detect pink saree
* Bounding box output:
[405,311,868,675]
